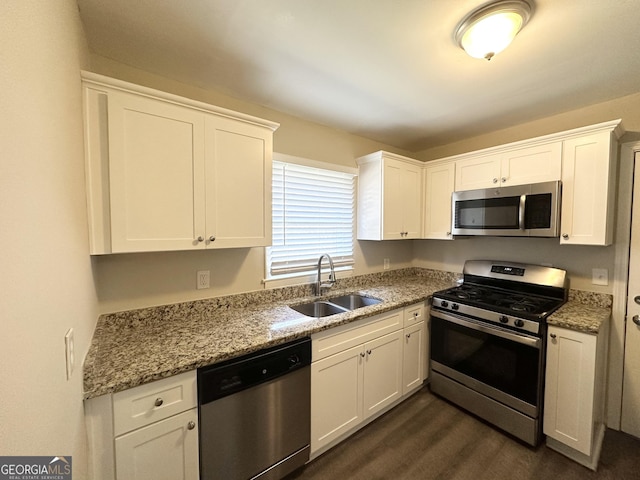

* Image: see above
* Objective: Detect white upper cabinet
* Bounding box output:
[82,72,278,254]
[560,131,618,246]
[423,162,455,239]
[357,151,423,240]
[455,142,562,191]
[204,116,272,249]
[454,153,501,191]
[500,142,562,185]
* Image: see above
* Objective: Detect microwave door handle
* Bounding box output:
[519,195,526,230]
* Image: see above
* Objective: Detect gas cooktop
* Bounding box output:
[431,260,568,335]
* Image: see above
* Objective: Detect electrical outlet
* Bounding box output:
[64,328,74,380]
[592,268,608,286]
[383,258,390,270]
[197,270,210,289]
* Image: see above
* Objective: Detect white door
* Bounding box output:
[363,330,403,419]
[310,345,364,454]
[108,91,206,252]
[382,159,405,239]
[115,409,199,480]
[622,154,640,438]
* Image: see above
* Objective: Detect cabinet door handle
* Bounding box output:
[562,234,569,240]
[633,315,640,326]
[493,178,498,184]
[550,333,557,340]
[209,236,216,242]
[501,177,507,183]
[634,296,640,305]
[197,236,204,242]
[406,333,411,339]
[154,398,163,407]
[366,349,372,355]
[360,352,366,358]
[187,421,196,430]
[446,231,451,236]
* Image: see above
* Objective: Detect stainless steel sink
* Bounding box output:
[328,294,382,310]
[289,294,382,318]
[289,301,349,318]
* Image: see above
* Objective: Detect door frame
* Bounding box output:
[608,140,640,429]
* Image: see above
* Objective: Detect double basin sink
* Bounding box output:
[290,294,382,318]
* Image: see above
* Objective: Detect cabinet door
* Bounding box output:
[363,330,403,419]
[108,91,206,253]
[402,321,425,394]
[423,162,454,239]
[382,159,406,239]
[311,345,364,454]
[402,162,422,238]
[544,327,597,456]
[560,132,615,245]
[115,409,199,480]
[500,142,561,186]
[204,116,272,248]
[455,154,501,191]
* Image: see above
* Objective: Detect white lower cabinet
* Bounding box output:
[310,303,427,457]
[544,324,609,470]
[115,408,199,480]
[85,371,199,480]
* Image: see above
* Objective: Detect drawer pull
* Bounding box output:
[406,333,411,339]
[360,352,365,358]
[154,398,164,407]
[366,349,372,355]
[187,421,196,430]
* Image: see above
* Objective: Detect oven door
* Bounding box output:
[430,310,543,418]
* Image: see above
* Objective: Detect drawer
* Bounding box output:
[113,371,197,436]
[403,303,425,327]
[312,309,402,361]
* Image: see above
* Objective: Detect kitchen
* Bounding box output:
[3,1,640,479]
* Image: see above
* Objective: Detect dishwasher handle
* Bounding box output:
[198,337,311,404]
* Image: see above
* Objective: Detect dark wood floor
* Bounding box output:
[287,387,640,480]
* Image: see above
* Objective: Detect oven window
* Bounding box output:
[455,197,520,229]
[431,316,540,406]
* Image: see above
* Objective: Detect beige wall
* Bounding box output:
[89,56,414,313]
[0,1,95,477]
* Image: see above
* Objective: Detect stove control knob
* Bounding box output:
[451,304,459,311]
[514,319,525,328]
[441,301,449,308]
[499,315,509,324]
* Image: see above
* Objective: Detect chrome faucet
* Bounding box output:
[315,254,336,296]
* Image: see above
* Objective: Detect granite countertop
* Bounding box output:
[83,268,613,400]
[546,290,612,334]
[83,269,455,399]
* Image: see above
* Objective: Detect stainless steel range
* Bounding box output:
[430,260,568,446]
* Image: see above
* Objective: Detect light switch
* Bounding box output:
[592,268,608,286]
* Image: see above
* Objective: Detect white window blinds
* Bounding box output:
[267,160,355,276]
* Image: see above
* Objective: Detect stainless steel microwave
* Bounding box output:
[451,180,561,237]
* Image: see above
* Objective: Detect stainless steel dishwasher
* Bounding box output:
[198,337,311,480]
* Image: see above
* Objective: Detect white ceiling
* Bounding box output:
[77,0,640,151]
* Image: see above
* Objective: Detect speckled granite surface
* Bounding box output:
[83,268,458,399]
[546,289,612,334]
[83,267,611,399]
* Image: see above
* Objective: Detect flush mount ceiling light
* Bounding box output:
[454,0,534,61]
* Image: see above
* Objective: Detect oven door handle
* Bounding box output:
[432,310,541,349]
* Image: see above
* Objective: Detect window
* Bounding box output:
[267,156,355,278]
